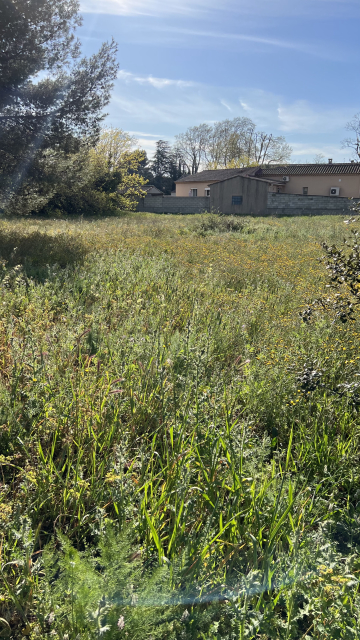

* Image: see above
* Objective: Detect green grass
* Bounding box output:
[1,213,360,639]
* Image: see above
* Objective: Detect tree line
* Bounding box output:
[3,0,360,215]
[143,120,293,194]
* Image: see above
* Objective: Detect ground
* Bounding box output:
[1,213,360,639]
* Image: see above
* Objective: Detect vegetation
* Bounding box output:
[174,119,292,174]
[38,128,148,217]
[142,118,293,195]
[1,213,360,639]
[0,0,118,216]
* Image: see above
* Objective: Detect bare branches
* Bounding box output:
[341,113,360,159]
[172,118,292,174]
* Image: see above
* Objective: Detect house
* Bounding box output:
[257,161,360,197]
[175,161,360,199]
[143,185,164,195]
[175,167,260,197]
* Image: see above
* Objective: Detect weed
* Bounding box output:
[1,213,360,638]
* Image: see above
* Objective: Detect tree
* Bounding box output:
[39,127,148,215]
[342,113,360,160]
[249,132,292,165]
[0,0,119,215]
[174,124,212,174]
[174,118,292,172]
[89,128,147,210]
[89,127,137,172]
[150,140,172,177]
[205,117,256,168]
[149,140,184,194]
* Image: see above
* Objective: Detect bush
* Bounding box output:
[193,212,246,236]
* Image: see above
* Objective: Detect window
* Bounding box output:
[232,195,243,206]
[303,187,308,195]
[190,188,197,197]
[204,188,210,196]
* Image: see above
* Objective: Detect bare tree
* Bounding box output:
[205,117,256,168]
[249,132,292,165]
[174,124,212,174]
[313,153,326,164]
[342,113,360,159]
[173,119,292,173]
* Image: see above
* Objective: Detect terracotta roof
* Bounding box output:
[259,163,360,176]
[175,167,258,183]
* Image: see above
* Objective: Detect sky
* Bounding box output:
[78,0,360,163]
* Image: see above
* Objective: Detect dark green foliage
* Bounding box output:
[0,0,118,216]
[301,224,360,324]
[150,140,185,194]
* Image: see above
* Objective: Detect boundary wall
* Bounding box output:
[137,193,360,216]
[267,193,360,216]
[137,195,210,214]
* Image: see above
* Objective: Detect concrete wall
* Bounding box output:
[210,175,268,215]
[267,193,360,216]
[264,173,360,198]
[137,192,360,217]
[137,195,210,214]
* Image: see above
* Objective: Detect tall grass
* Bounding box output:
[1,213,360,638]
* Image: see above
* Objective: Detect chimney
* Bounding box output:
[351,160,355,163]
[328,159,333,164]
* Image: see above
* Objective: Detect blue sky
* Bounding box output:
[79,0,360,163]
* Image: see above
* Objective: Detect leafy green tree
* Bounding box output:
[0,0,119,215]
[38,128,147,216]
[150,140,184,194]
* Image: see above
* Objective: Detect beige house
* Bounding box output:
[175,161,360,199]
[175,168,261,197]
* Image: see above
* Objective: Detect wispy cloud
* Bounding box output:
[81,0,358,18]
[106,74,355,161]
[149,26,342,60]
[220,100,232,112]
[81,0,211,16]
[277,101,354,134]
[290,142,349,162]
[118,70,195,89]
[113,73,355,135]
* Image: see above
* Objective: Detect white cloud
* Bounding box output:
[277,101,354,134]
[81,0,211,16]
[220,100,232,112]
[106,72,356,161]
[111,75,354,135]
[290,143,350,163]
[117,70,195,89]
[81,0,358,18]
[159,27,318,55]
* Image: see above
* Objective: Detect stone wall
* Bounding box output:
[267,193,360,216]
[137,195,210,214]
[137,193,360,217]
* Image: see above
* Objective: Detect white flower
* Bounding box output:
[117,616,125,630]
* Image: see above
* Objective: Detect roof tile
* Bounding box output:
[260,163,360,176]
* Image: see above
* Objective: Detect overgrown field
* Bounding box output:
[1,213,360,639]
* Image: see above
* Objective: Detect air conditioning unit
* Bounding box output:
[283,176,290,182]
[330,187,340,196]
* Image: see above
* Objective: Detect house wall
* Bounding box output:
[267,193,360,216]
[137,195,210,214]
[265,173,360,198]
[176,181,218,197]
[210,175,268,215]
